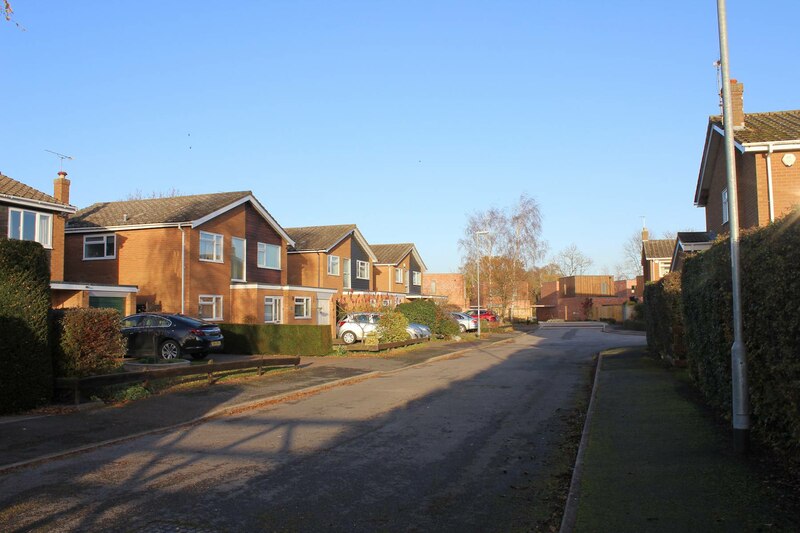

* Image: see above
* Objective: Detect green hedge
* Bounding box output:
[396,300,459,337]
[643,272,686,362]
[51,308,126,377]
[0,240,52,414]
[683,213,800,461]
[220,324,332,356]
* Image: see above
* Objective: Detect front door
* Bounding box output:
[342,258,351,289]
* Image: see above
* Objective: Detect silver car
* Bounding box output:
[336,313,430,344]
[451,312,478,333]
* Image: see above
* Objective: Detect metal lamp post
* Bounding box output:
[475,230,489,338]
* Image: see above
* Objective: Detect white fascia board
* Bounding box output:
[695,124,716,206]
[352,228,379,262]
[711,125,746,153]
[229,283,338,295]
[192,195,295,247]
[51,282,139,293]
[1,194,77,214]
[66,222,183,234]
[741,141,800,153]
[410,247,428,272]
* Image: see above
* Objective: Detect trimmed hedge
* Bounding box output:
[220,324,332,356]
[0,240,52,414]
[682,213,800,461]
[51,308,126,377]
[643,272,686,362]
[396,300,459,337]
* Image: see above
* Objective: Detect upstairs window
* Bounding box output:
[258,242,281,269]
[9,209,52,248]
[394,267,403,284]
[328,255,340,276]
[721,188,729,225]
[200,231,223,262]
[357,260,370,280]
[412,271,421,286]
[231,237,246,281]
[83,234,116,260]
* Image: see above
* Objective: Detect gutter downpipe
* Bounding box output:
[178,224,186,314]
[766,143,775,223]
[717,0,750,455]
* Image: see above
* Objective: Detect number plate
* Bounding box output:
[210,341,222,347]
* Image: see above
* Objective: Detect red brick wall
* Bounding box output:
[424,273,467,309]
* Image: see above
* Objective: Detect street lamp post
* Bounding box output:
[475,230,489,338]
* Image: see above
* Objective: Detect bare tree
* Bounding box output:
[553,243,593,276]
[615,230,644,280]
[123,188,182,201]
[458,193,546,318]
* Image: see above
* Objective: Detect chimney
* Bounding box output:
[53,171,71,204]
[727,79,745,130]
[642,227,649,242]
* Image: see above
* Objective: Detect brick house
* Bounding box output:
[64,191,336,325]
[286,224,380,326]
[371,243,427,304]
[694,80,800,234]
[423,273,468,310]
[0,171,138,311]
[537,275,628,322]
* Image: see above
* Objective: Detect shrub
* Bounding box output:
[396,300,459,337]
[376,309,410,342]
[683,212,800,462]
[0,240,52,414]
[220,324,332,355]
[51,308,126,377]
[643,272,686,362]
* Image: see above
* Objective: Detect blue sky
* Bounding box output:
[3,1,799,274]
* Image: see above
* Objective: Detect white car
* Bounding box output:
[336,313,431,344]
[450,312,478,333]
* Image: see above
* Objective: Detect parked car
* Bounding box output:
[451,312,478,333]
[121,313,224,360]
[466,309,498,322]
[336,313,431,344]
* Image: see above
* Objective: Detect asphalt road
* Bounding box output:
[0,327,645,532]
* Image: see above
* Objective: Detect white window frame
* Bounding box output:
[8,208,53,248]
[264,296,283,324]
[412,271,421,286]
[357,260,370,280]
[199,231,223,263]
[394,267,403,284]
[721,188,729,225]
[83,234,116,260]
[231,237,246,281]
[257,242,281,270]
[294,296,312,319]
[198,294,223,321]
[328,255,340,276]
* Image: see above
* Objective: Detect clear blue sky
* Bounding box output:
[3,1,799,274]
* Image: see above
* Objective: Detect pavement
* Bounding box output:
[563,346,800,533]
[0,331,524,473]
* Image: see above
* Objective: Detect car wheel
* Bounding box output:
[459,324,466,333]
[191,352,207,361]
[160,340,181,359]
[341,331,357,344]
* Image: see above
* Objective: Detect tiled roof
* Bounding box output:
[0,173,69,208]
[67,191,251,229]
[643,239,673,260]
[710,109,800,143]
[372,243,414,265]
[286,224,357,252]
[676,231,715,244]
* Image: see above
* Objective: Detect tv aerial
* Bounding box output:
[44,149,74,171]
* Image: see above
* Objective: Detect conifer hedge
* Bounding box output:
[643,272,686,363]
[220,324,332,355]
[0,240,53,413]
[682,213,800,460]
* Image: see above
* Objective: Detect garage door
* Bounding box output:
[89,296,125,314]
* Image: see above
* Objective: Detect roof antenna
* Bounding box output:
[44,149,74,172]
[640,215,646,229]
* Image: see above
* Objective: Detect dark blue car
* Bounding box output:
[121,313,224,360]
